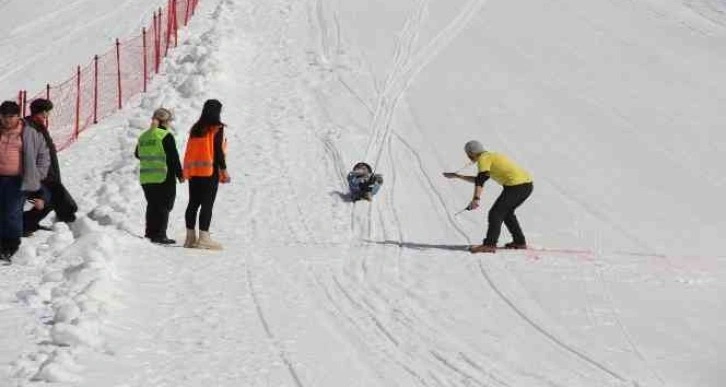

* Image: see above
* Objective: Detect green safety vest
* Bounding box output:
[137,127,170,184]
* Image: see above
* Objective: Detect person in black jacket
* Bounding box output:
[23,99,77,236]
[135,108,184,244]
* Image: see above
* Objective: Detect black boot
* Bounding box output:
[150,236,176,245]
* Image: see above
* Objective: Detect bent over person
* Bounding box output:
[23,98,77,235]
[444,140,533,253]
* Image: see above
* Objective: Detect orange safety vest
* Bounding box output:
[183,125,225,178]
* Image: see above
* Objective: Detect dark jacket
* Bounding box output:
[213,127,227,173]
[23,116,76,222]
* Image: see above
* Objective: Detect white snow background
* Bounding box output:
[0,0,724,386]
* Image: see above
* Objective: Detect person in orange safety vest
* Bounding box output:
[182,99,230,249]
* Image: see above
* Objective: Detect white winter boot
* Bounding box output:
[196,231,222,250]
[184,229,198,248]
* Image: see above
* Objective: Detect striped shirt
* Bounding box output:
[0,123,23,176]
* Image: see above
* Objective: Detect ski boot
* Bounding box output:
[503,241,527,250]
[469,244,496,254]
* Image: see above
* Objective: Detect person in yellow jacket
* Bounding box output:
[182,99,230,249]
[444,140,533,253]
[135,108,183,244]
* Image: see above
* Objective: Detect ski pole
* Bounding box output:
[453,161,475,174]
[454,208,469,216]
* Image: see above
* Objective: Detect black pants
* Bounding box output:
[0,176,23,256]
[24,182,76,233]
[23,206,53,233]
[483,182,533,246]
[142,180,176,239]
[185,176,219,231]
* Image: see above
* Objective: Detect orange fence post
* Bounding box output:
[157,8,163,69]
[165,4,172,57]
[173,0,178,47]
[153,12,159,73]
[75,66,81,139]
[184,0,190,26]
[93,55,99,124]
[116,39,122,109]
[142,28,148,92]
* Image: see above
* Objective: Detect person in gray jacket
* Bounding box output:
[0,101,50,260]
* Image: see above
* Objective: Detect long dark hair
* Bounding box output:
[190,99,224,137]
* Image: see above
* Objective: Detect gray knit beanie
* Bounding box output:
[464,140,485,156]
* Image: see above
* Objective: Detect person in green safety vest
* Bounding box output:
[135,108,184,244]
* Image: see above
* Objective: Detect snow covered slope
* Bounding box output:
[1,0,724,386]
[0,0,167,98]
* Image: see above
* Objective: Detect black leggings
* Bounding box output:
[483,182,533,246]
[185,176,219,231]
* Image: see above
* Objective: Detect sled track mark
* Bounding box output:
[685,0,726,27]
[394,132,471,242]
[331,276,414,375]
[477,260,628,383]
[459,352,511,387]
[593,262,665,385]
[313,0,332,61]
[430,350,488,387]
[366,0,489,169]
[402,364,432,387]
[332,275,439,378]
[307,0,376,242]
[243,256,305,387]
[319,133,360,238]
[338,75,375,114]
[321,134,349,186]
[310,271,399,385]
[334,264,511,386]
[318,135,356,235]
[383,134,407,280]
[364,0,426,161]
[372,315,400,347]
[333,275,368,311]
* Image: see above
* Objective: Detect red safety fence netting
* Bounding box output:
[15,0,201,151]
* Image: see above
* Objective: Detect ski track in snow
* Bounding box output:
[290,0,701,385]
[476,260,628,383]
[1,0,724,385]
[303,1,630,385]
